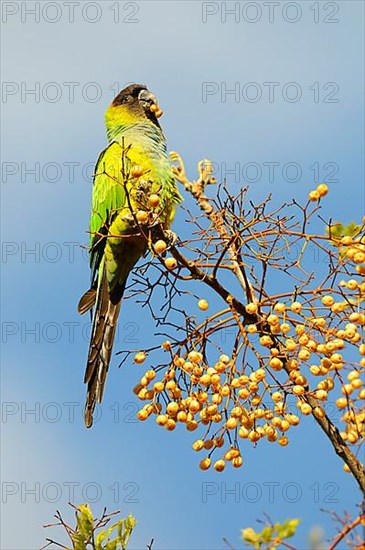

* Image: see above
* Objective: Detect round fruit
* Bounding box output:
[154,240,167,254]
[192,440,204,451]
[309,190,320,202]
[246,302,258,314]
[134,352,146,364]
[290,301,302,313]
[199,458,211,470]
[316,183,329,197]
[165,257,177,270]
[214,459,226,472]
[131,165,144,178]
[137,409,148,421]
[136,210,148,223]
[148,194,160,208]
[198,299,209,311]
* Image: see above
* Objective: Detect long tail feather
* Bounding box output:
[78,288,97,315]
[83,268,121,428]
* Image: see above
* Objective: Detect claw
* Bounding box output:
[169,151,187,183]
[163,229,178,248]
[198,159,217,185]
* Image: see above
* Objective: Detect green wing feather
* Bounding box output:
[89,141,128,285]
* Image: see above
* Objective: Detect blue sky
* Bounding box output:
[1,1,364,549]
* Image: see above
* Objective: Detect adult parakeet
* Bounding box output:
[78,84,182,428]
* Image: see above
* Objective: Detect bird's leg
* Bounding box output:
[163,229,178,249]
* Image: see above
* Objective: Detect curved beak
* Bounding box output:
[138,88,163,118]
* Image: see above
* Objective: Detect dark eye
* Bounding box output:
[121,95,132,104]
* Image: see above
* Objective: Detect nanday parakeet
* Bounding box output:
[78,84,182,428]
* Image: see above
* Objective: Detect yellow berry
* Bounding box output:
[192,440,204,451]
[269,357,283,371]
[199,458,211,471]
[189,399,200,413]
[131,165,144,178]
[321,295,334,306]
[214,437,225,448]
[248,430,261,442]
[188,351,203,363]
[316,183,329,197]
[214,459,226,472]
[136,210,149,223]
[148,194,160,208]
[315,390,328,401]
[246,302,258,314]
[290,302,302,313]
[281,419,290,431]
[272,392,284,402]
[137,409,149,421]
[220,385,230,396]
[341,236,353,245]
[198,299,209,311]
[274,303,286,313]
[354,252,365,264]
[255,368,266,381]
[309,190,320,202]
[134,352,146,364]
[186,420,198,431]
[164,257,177,270]
[176,411,187,422]
[267,314,279,325]
[260,335,273,347]
[232,456,243,468]
[310,365,321,375]
[280,323,291,334]
[301,403,312,415]
[286,339,297,352]
[226,417,238,429]
[166,402,179,416]
[238,426,249,438]
[154,239,167,254]
[342,384,354,396]
[298,349,311,361]
[156,414,168,426]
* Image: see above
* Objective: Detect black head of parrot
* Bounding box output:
[111,83,163,125]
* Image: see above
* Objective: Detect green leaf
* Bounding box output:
[118,515,137,550]
[260,526,274,543]
[76,504,94,538]
[105,541,117,550]
[327,221,361,242]
[242,527,260,546]
[277,518,300,539]
[71,533,87,550]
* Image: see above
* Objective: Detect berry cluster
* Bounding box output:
[132,233,364,472]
